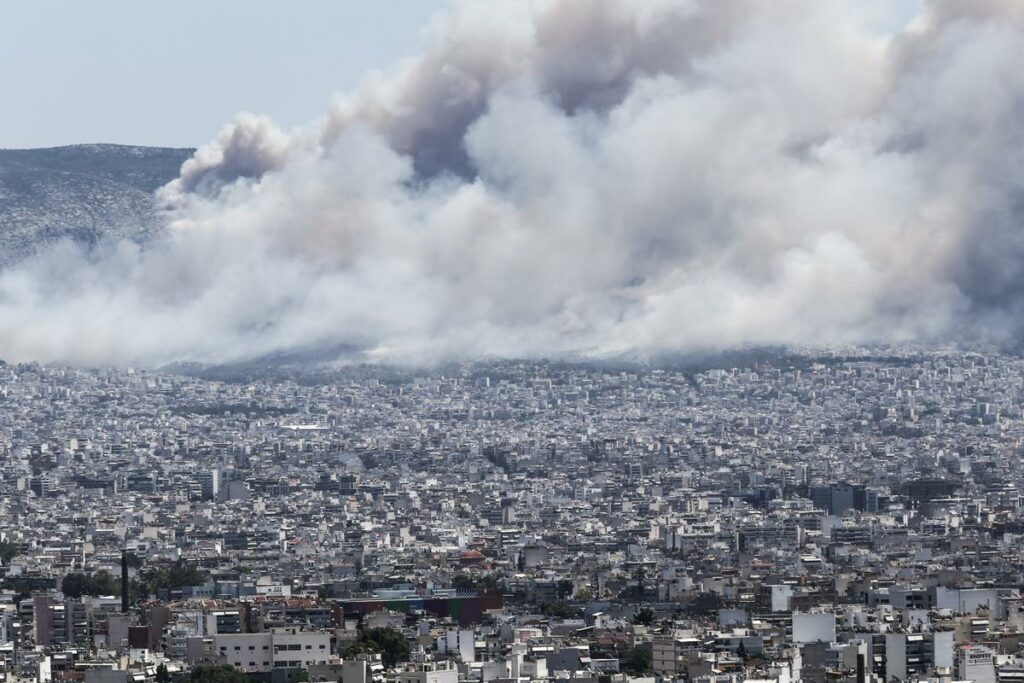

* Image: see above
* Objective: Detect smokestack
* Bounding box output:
[121,550,129,613]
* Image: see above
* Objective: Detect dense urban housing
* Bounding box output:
[3,349,1024,683]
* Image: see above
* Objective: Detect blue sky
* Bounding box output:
[0,0,923,150]
[0,0,443,148]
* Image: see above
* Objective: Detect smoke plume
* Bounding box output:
[3,0,1024,366]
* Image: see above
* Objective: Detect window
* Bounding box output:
[249,646,255,650]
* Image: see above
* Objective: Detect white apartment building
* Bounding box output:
[212,629,331,673]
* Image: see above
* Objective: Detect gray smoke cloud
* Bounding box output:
[2,0,1024,366]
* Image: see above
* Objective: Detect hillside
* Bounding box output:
[0,144,193,266]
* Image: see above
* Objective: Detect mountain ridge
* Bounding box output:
[0,143,194,266]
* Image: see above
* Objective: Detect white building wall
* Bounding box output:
[958,645,997,683]
[885,634,907,682]
[272,630,332,669]
[770,585,794,612]
[792,613,837,644]
[933,631,954,669]
[212,631,331,673]
[214,633,274,673]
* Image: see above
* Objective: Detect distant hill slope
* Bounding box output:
[0,144,194,266]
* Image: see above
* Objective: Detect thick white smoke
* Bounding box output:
[2,0,1024,366]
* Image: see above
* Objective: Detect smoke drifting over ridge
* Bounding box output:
[3,0,1024,366]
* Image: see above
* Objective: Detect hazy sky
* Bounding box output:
[0,0,443,149]
[8,0,1015,368]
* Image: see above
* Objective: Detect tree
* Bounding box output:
[136,559,209,598]
[451,572,505,592]
[92,570,118,595]
[62,573,89,599]
[633,608,654,626]
[344,627,410,668]
[365,627,410,667]
[342,640,380,661]
[61,570,118,598]
[621,643,653,676]
[451,574,476,591]
[619,585,644,602]
[190,665,247,683]
[540,601,576,619]
[0,540,19,564]
[156,664,170,683]
[689,592,724,615]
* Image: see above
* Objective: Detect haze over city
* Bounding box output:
[2,0,1021,367]
[8,5,1024,683]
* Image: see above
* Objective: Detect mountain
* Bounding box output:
[0,144,193,266]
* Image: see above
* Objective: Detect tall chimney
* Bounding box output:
[121,550,129,613]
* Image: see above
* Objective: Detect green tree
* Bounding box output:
[633,607,654,626]
[540,601,576,619]
[621,643,653,676]
[0,540,19,564]
[451,572,505,592]
[451,574,476,591]
[190,665,247,683]
[136,559,209,597]
[62,573,89,598]
[156,663,170,683]
[619,585,645,602]
[342,640,380,661]
[344,627,410,668]
[61,570,118,598]
[92,570,118,595]
[689,592,724,615]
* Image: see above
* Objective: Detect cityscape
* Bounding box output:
[4,2,1024,683]
[4,348,1024,683]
